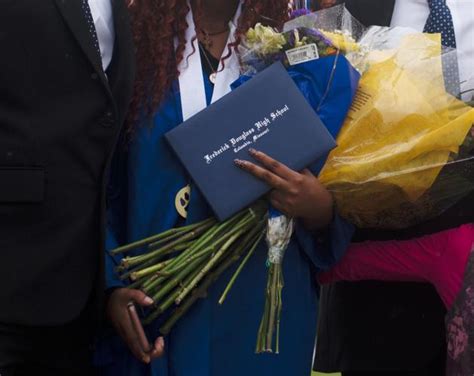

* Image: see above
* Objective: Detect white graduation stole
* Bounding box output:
[177,1,243,121]
[174,1,243,218]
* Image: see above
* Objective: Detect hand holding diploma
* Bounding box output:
[235,148,334,231]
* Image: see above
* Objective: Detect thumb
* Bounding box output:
[149,336,165,359]
[302,169,314,177]
[128,289,154,307]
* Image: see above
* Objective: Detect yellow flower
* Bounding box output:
[321,30,360,52]
[245,23,286,55]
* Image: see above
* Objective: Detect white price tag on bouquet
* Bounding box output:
[286,43,319,66]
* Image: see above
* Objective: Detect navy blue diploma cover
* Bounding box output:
[166,62,336,221]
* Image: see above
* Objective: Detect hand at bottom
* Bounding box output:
[107,288,165,363]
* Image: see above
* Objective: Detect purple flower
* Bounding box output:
[447,316,469,360]
[290,9,312,19]
[300,27,333,47]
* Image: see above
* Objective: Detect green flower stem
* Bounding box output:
[266,265,279,351]
[130,260,172,281]
[275,271,284,354]
[119,248,179,281]
[208,209,249,239]
[156,219,227,274]
[145,232,186,252]
[218,225,265,305]
[160,223,259,311]
[142,257,208,324]
[188,208,250,254]
[150,256,204,303]
[161,212,254,276]
[166,212,252,273]
[147,218,215,249]
[145,213,258,317]
[187,222,220,248]
[255,263,284,354]
[162,245,216,275]
[127,277,147,290]
[110,232,177,256]
[158,230,259,335]
[148,239,195,254]
[174,230,242,306]
[157,259,208,314]
[125,239,198,283]
[117,203,269,334]
[256,295,269,353]
[141,274,166,294]
[159,229,215,273]
[175,210,247,259]
[256,268,272,353]
[146,217,261,323]
[163,225,243,276]
[109,220,207,256]
[121,220,214,269]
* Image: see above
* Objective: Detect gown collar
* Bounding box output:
[177,1,243,121]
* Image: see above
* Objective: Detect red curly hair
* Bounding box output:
[126,0,290,130]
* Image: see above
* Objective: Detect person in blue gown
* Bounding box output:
[95,1,354,375]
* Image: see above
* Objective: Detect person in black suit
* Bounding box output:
[0,1,134,374]
[314,0,474,375]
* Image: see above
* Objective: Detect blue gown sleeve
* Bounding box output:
[106,230,125,290]
[295,209,354,271]
[105,143,129,290]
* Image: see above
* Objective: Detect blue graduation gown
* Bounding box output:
[96,73,354,376]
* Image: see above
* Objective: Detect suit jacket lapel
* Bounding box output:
[54,0,109,88]
[110,0,134,74]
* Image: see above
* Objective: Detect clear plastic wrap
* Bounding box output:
[319,28,474,229]
[239,5,366,76]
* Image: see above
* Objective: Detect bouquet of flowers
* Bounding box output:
[317,10,474,229]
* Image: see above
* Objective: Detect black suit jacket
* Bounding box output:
[0,0,134,326]
[315,0,473,372]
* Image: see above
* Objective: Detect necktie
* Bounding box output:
[423,0,460,96]
[82,0,103,69]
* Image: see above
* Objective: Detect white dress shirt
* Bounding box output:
[391,0,474,98]
[88,0,115,71]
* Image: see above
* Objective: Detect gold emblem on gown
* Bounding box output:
[175,185,191,218]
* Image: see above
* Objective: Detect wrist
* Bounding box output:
[301,192,334,231]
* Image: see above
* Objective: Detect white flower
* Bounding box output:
[245,23,286,55]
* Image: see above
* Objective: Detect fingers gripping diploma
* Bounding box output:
[107,288,165,363]
[235,148,334,230]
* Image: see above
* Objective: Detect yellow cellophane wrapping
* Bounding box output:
[320,30,360,53]
[319,33,474,228]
